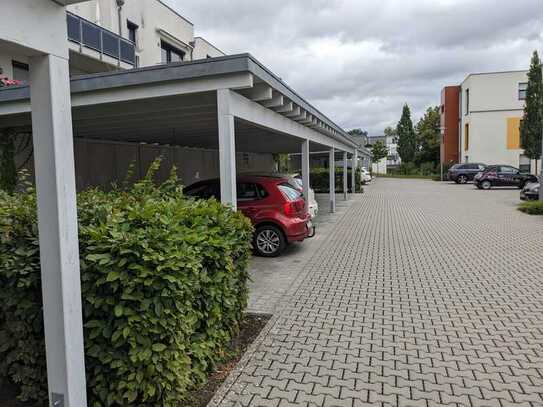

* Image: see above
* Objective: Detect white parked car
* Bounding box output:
[291,174,319,220]
[360,167,372,185]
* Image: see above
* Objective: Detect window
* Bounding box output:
[256,184,269,199]
[518,82,528,100]
[464,123,469,151]
[499,166,518,174]
[11,61,29,82]
[519,155,531,173]
[465,89,470,115]
[127,21,138,45]
[161,41,185,63]
[278,183,301,201]
[237,183,259,201]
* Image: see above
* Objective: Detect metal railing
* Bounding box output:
[67,12,136,67]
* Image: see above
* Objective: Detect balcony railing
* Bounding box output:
[67,12,136,67]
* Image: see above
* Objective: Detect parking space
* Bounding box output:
[247,193,356,314]
[215,178,543,407]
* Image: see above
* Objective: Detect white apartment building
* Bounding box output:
[459,70,541,173]
[0,0,225,80]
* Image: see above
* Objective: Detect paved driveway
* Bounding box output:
[214,179,543,407]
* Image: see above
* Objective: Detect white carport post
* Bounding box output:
[217,89,238,210]
[352,150,358,194]
[343,151,348,200]
[329,148,336,213]
[29,55,87,406]
[301,139,310,212]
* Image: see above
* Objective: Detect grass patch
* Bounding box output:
[375,174,434,180]
[518,200,543,215]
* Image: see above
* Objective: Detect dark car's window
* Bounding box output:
[478,164,486,170]
[450,164,462,170]
[278,183,301,201]
[466,164,479,170]
[237,183,259,201]
[185,182,220,200]
[499,166,518,174]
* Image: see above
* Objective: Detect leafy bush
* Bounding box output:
[310,167,361,193]
[518,200,543,215]
[0,166,253,406]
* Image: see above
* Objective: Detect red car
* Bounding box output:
[184,175,314,257]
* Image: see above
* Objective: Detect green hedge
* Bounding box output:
[310,167,361,193]
[518,200,543,215]
[0,166,253,406]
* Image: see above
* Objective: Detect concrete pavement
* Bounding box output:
[212,179,543,407]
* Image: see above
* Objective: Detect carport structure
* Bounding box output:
[0,53,361,405]
[0,54,361,212]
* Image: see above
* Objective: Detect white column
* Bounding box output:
[301,139,310,212]
[329,148,336,213]
[352,151,358,194]
[343,151,348,201]
[29,54,87,407]
[217,89,237,210]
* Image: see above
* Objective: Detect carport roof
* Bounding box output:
[0,53,363,152]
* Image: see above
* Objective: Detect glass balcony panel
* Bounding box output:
[67,14,81,42]
[102,31,120,59]
[82,21,101,51]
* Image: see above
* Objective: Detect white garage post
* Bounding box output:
[301,139,310,212]
[29,54,88,407]
[329,148,336,213]
[343,151,348,201]
[217,89,238,210]
[352,151,358,194]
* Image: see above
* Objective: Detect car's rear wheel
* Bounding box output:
[458,175,468,184]
[253,225,286,257]
[481,180,492,190]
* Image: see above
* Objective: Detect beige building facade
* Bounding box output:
[459,70,540,173]
[0,0,225,79]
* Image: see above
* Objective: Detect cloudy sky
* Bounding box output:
[165,0,543,137]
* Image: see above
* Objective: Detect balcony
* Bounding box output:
[67,12,136,67]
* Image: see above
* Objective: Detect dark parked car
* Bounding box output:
[474,165,538,190]
[184,175,314,257]
[520,182,540,201]
[448,163,487,183]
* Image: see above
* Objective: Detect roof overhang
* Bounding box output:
[0,54,361,154]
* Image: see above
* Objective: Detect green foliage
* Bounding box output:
[0,132,17,193]
[371,140,388,162]
[520,50,543,166]
[415,106,441,166]
[518,200,543,215]
[0,165,253,405]
[396,104,417,163]
[309,167,361,193]
[389,162,438,177]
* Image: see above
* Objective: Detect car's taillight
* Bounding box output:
[283,201,296,217]
[283,199,305,217]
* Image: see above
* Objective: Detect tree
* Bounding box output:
[384,126,397,143]
[415,106,441,165]
[348,128,369,146]
[520,50,543,174]
[371,140,388,163]
[396,104,417,163]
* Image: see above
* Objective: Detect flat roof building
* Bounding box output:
[441,70,541,174]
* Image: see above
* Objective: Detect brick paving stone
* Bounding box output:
[213,180,543,407]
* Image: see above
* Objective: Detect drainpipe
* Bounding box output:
[116,0,125,37]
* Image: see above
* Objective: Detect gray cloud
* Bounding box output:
[166,0,543,136]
